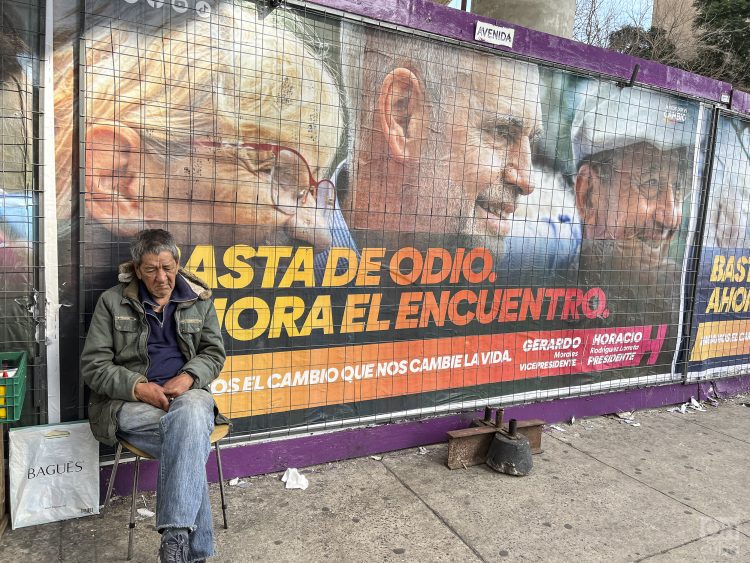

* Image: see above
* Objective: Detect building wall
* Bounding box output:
[472,0,575,38]
[652,0,699,59]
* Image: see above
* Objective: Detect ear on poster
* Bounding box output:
[573,163,605,238]
[377,67,426,164]
[84,123,144,224]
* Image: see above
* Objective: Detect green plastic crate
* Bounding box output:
[0,351,28,423]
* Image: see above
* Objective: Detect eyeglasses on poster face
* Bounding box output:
[612,167,686,203]
[193,141,336,218]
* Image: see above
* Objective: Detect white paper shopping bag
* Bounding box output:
[9,421,100,529]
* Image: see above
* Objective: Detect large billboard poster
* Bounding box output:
[688,113,750,379]
[52,0,707,436]
[1,1,38,371]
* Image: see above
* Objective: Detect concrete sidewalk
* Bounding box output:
[3,393,750,562]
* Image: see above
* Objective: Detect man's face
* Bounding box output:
[588,143,684,248]
[427,57,542,260]
[136,251,178,301]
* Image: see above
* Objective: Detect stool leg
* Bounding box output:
[103,443,122,514]
[127,456,141,561]
[215,441,228,529]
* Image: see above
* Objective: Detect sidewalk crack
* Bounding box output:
[634,520,750,562]
[382,461,487,563]
[683,418,750,447]
[547,433,727,526]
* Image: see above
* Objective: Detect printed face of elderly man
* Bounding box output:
[571,83,693,273]
[343,28,542,263]
[56,3,341,252]
[575,142,686,266]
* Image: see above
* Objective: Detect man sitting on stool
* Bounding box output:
[81,229,227,563]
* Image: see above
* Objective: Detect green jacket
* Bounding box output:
[81,262,228,445]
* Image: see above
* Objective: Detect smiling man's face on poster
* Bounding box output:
[342,28,542,265]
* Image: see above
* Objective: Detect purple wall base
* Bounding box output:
[732,90,750,115]
[99,374,750,500]
[710,374,750,397]
[306,0,745,112]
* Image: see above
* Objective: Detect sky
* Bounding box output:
[600,0,653,28]
[445,0,471,10]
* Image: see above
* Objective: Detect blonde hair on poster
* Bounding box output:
[54,1,344,223]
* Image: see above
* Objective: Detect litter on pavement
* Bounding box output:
[690,397,707,411]
[614,412,641,427]
[228,477,251,488]
[668,397,708,414]
[281,468,309,490]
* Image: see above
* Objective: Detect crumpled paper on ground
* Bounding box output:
[229,477,252,488]
[615,412,641,427]
[668,397,707,414]
[690,397,707,411]
[281,468,309,490]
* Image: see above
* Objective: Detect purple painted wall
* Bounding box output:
[733,90,750,115]
[100,374,750,498]
[307,0,744,112]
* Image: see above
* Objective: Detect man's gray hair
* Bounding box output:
[130,229,179,265]
[340,22,460,162]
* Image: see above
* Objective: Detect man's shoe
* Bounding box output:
[159,529,189,563]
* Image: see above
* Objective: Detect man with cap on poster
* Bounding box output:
[571,81,698,366]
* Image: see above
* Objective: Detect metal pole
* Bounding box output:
[127,457,141,561]
[102,443,122,513]
[42,0,61,423]
[215,441,229,530]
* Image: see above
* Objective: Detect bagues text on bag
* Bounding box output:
[9,421,100,529]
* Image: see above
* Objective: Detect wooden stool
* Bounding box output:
[102,424,230,560]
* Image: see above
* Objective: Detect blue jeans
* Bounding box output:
[117,389,215,562]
